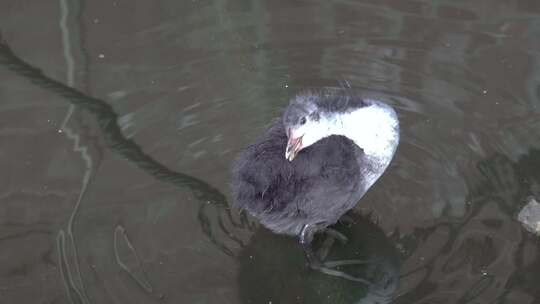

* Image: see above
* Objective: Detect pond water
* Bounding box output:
[1,0,540,303]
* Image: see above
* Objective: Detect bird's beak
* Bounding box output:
[286,129,303,161]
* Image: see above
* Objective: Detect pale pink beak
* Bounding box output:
[285,129,303,161]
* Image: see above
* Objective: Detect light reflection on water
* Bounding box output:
[1,0,540,303]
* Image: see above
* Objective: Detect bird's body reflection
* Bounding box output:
[237,211,400,304]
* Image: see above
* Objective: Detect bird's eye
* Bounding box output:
[299,117,307,125]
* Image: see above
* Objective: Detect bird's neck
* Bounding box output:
[326,104,400,161]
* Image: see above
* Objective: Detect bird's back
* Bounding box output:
[231,120,366,235]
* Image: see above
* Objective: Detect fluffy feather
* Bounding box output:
[231,91,399,236]
[232,120,365,235]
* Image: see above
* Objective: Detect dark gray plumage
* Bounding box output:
[288,90,367,114]
[231,119,366,235]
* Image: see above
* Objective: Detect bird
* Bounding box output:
[231,89,399,283]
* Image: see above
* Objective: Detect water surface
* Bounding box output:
[1,0,540,303]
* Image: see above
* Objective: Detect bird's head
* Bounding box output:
[282,90,378,161]
[282,93,327,161]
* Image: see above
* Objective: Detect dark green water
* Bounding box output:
[1,0,540,303]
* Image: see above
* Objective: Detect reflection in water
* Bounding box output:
[113,225,153,293]
[56,1,92,302]
[237,212,400,304]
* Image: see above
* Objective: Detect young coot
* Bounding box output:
[231,89,399,282]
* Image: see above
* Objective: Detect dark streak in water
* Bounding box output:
[0,33,233,249]
[458,274,494,303]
